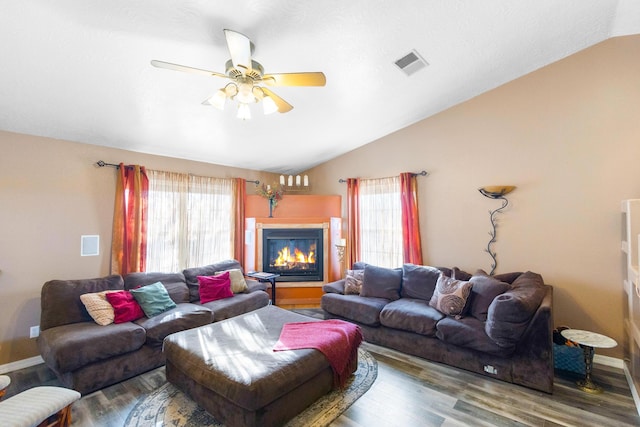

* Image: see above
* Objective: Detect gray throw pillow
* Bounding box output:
[468,275,511,321]
[360,265,403,300]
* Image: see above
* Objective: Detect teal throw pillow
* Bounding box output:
[130,281,177,318]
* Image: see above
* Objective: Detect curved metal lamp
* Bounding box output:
[479,186,516,275]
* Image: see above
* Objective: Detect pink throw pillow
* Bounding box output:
[198,272,234,304]
[105,290,145,323]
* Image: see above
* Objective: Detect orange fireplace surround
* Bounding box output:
[245,194,343,307]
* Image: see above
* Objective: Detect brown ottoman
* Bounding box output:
[163,306,336,427]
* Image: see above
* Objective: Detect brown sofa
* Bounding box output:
[37,260,270,395]
[321,262,554,393]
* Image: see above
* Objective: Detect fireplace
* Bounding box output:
[262,228,324,282]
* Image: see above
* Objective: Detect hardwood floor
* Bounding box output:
[4,309,639,426]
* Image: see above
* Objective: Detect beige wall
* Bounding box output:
[308,35,640,358]
[0,132,274,365]
[1,35,638,366]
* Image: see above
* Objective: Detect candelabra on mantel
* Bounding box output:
[279,174,310,193]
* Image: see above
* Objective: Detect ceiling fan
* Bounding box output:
[151,29,326,119]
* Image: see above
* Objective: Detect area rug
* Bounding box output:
[124,348,377,427]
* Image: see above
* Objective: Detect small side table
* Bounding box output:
[247,272,280,305]
[560,329,617,394]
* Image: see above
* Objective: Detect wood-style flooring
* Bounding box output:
[3,309,639,426]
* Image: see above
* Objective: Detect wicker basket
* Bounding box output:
[553,343,585,374]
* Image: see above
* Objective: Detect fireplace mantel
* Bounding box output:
[257,222,328,285]
[244,194,343,306]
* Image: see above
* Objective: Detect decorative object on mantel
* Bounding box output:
[478,185,516,275]
[335,238,346,276]
[279,174,310,192]
[257,183,284,218]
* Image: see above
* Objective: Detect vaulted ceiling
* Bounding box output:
[1,1,638,174]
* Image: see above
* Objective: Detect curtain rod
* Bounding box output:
[338,170,428,183]
[96,160,120,169]
[97,160,261,185]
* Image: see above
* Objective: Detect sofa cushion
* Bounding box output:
[322,280,346,294]
[40,275,124,331]
[183,260,244,302]
[199,291,271,322]
[79,290,119,326]
[401,264,441,300]
[37,322,146,373]
[321,293,388,326]
[493,271,524,284]
[468,275,511,321]
[345,269,365,295]
[134,303,212,346]
[198,273,234,304]
[436,316,514,356]
[214,269,248,293]
[436,267,473,281]
[428,275,473,317]
[380,298,444,336]
[360,265,402,301]
[130,281,178,318]
[352,261,369,270]
[124,272,190,304]
[485,271,547,347]
[105,291,145,323]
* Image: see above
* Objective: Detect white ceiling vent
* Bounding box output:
[394,50,429,76]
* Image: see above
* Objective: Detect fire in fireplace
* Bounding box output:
[262,228,323,281]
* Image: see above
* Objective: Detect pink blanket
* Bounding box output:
[274,320,363,388]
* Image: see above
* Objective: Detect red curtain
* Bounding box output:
[233,178,246,268]
[111,164,149,275]
[346,178,361,269]
[400,172,423,265]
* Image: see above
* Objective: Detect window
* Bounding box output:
[358,176,403,268]
[146,170,234,272]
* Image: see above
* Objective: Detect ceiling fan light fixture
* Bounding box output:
[203,88,228,110]
[236,78,256,104]
[224,83,238,97]
[237,103,251,120]
[262,95,279,115]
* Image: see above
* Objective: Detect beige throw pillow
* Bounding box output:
[80,290,118,325]
[215,269,248,293]
[345,269,365,295]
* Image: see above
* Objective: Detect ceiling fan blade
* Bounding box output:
[224,29,252,72]
[151,60,227,79]
[262,72,326,87]
[261,87,293,113]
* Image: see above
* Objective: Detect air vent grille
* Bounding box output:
[394,50,429,76]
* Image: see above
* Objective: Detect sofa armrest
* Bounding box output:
[511,284,554,393]
[323,279,346,294]
[245,278,267,293]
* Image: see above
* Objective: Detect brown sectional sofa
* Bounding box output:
[321,262,554,393]
[37,260,270,395]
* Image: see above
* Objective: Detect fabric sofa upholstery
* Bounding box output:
[37,260,270,395]
[321,263,553,393]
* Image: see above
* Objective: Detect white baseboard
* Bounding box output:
[623,363,640,417]
[594,354,624,369]
[0,355,44,374]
